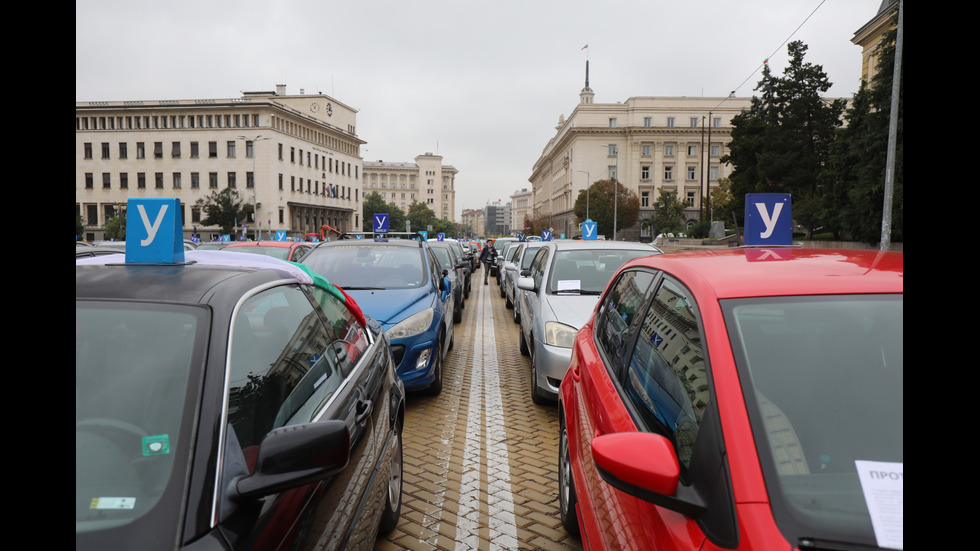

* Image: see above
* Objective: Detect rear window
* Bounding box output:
[303,245,425,289]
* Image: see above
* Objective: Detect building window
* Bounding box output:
[155,173,164,189]
[173,173,182,189]
[667,117,675,128]
[190,142,199,158]
[228,172,237,188]
[642,145,651,156]
[138,173,146,189]
[227,141,236,158]
[641,191,650,207]
[209,142,217,158]
[246,140,254,158]
[278,143,283,160]
[191,173,200,189]
[84,143,93,159]
[101,143,110,159]
[192,207,201,224]
[690,117,699,128]
[102,173,111,189]
[290,147,295,163]
[136,142,145,159]
[209,172,218,189]
[609,118,617,128]
[246,172,254,189]
[120,173,128,189]
[688,145,697,156]
[711,145,720,157]
[607,144,617,156]
[644,117,652,127]
[608,166,617,180]
[278,174,283,191]
[709,166,719,181]
[84,173,93,189]
[687,166,697,180]
[291,176,295,192]
[172,142,181,158]
[641,166,650,180]
[119,143,128,159]
[154,142,163,159]
[664,166,673,181]
[713,117,721,128]
[665,145,674,156]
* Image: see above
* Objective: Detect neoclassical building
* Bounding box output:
[528,66,752,240]
[509,188,533,232]
[76,85,365,241]
[362,153,458,222]
[852,0,899,84]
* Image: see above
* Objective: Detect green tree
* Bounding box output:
[645,190,687,236]
[573,178,639,239]
[76,214,84,240]
[195,188,254,235]
[723,41,845,237]
[104,216,126,240]
[710,177,738,228]
[825,23,902,244]
[362,192,406,233]
[406,201,437,233]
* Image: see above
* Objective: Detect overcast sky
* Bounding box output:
[76,0,882,218]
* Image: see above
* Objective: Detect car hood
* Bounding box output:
[342,287,435,330]
[544,294,600,329]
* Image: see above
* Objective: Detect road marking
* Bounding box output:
[455,282,518,550]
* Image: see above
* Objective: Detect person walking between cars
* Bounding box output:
[479,240,498,285]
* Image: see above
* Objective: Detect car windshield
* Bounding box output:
[548,249,654,294]
[724,295,903,547]
[76,301,207,534]
[303,244,425,289]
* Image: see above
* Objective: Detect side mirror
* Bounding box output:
[592,432,706,518]
[517,276,535,291]
[233,421,350,499]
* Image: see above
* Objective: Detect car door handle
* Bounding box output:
[355,399,373,425]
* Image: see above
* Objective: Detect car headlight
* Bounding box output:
[545,321,578,348]
[386,308,435,340]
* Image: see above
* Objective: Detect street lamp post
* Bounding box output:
[599,144,619,240]
[238,135,269,239]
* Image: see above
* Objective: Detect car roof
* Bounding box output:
[317,238,422,248]
[222,240,303,248]
[546,240,662,251]
[76,250,316,304]
[621,248,903,299]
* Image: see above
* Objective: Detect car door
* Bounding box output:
[519,246,550,352]
[218,283,378,551]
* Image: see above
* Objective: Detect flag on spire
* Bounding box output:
[581,44,589,50]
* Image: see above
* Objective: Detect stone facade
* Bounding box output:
[362,153,458,222]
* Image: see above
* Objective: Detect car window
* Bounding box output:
[623,277,707,472]
[431,247,454,271]
[529,247,550,289]
[310,286,370,377]
[303,245,425,289]
[227,284,344,455]
[595,269,656,373]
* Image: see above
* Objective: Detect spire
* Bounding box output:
[580,60,594,105]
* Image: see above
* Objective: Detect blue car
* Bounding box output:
[302,237,455,394]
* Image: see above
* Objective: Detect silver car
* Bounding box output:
[517,240,662,404]
[504,241,545,323]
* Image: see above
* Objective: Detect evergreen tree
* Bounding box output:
[195,188,254,235]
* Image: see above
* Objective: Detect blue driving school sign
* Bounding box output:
[373,213,390,233]
[744,193,792,246]
[581,219,598,240]
[125,198,185,263]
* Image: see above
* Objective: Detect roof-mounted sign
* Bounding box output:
[744,193,792,246]
[126,198,185,263]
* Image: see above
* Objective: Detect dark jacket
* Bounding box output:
[478,245,497,263]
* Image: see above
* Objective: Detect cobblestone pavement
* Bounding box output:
[374,273,584,551]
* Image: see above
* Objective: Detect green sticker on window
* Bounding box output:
[142,434,170,456]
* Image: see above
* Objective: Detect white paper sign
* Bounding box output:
[557,280,581,293]
[855,460,903,550]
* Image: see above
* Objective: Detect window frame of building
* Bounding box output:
[228,172,237,188]
[84,143,93,159]
[102,173,111,189]
[665,145,674,156]
[641,190,650,207]
[137,142,146,159]
[642,145,651,156]
[154,142,163,159]
[190,142,199,158]
[191,172,200,189]
[120,173,128,190]
[667,117,675,128]
[155,172,164,189]
[690,117,699,128]
[664,166,674,181]
[209,142,218,158]
[687,165,697,181]
[643,117,652,127]
[688,145,697,157]
[119,142,128,159]
[138,173,146,189]
[641,165,650,180]
[609,118,617,128]
[227,141,236,158]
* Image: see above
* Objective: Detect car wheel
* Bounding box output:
[559,417,581,537]
[378,420,403,534]
[531,345,546,405]
[513,303,520,324]
[505,293,513,309]
[425,344,443,396]
[499,282,505,298]
[519,328,530,357]
[454,302,462,324]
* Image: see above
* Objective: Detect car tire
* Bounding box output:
[559,417,581,537]
[505,293,513,309]
[519,328,530,357]
[378,421,403,534]
[499,282,505,298]
[454,303,462,324]
[425,344,443,396]
[513,303,520,324]
[531,345,546,405]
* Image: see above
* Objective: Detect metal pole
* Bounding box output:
[613,149,618,241]
[881,0,902,251]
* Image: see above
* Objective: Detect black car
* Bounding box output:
[76,249,405,551]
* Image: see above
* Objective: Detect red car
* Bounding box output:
[222,240,313,262]
[559,248,903,551]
